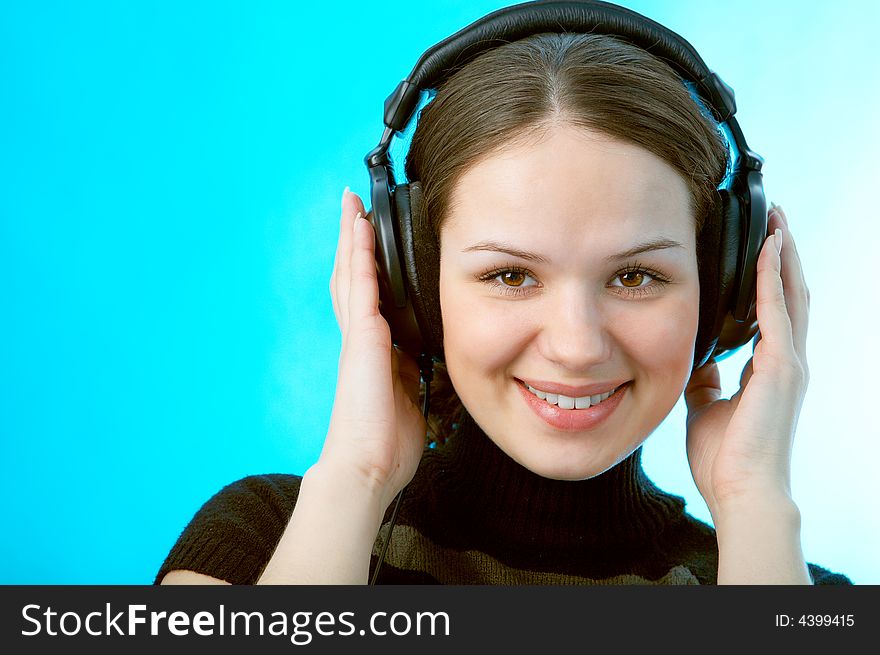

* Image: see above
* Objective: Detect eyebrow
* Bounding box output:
[461,237,686,263]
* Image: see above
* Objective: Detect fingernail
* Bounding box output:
[342,186,351,209]
[774,228,783,255]
[352,211,362,233]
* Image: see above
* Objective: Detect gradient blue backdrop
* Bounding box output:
[2,0,877,584]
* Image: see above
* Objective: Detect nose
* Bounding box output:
[538,286,613,372]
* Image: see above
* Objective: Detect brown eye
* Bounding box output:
[500,271,526,287]
[619,271,645,288]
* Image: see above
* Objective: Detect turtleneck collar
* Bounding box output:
[428,411,687,557]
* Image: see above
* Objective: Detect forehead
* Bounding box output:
[442,124,695,252]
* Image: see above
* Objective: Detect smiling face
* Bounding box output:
[438,123,701,480]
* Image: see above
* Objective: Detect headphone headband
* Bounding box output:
[380,0,736,135]
[369,0,762,177]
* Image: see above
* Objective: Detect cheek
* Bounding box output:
[624,293,700,379]
[439,276,533,377]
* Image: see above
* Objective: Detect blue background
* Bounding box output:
[2,0,877,584]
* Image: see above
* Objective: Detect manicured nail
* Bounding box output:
[342,186,351,209]
[352,211,363,234]
[774,228,783,255]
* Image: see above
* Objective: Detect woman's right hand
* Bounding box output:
[320,187,428,511]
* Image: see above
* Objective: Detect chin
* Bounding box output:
[510,448,616,481]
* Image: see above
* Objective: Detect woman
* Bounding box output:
[156,11,850,585]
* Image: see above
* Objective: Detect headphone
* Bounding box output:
[363,0,767,583]
[364,0,766,382]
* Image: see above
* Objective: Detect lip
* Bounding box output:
[516,377,628,397]
[516,379,630,432]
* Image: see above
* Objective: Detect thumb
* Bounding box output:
[684,358,721,413]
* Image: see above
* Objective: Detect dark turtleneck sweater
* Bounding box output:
[155,413,852,585]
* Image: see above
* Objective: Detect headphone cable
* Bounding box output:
[369,352,434,586]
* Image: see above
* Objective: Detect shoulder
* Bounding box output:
[807,562,853,585]
[179,473,304,536]
[154,473,303,585]
[199,473,304,519]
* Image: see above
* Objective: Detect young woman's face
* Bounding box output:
[439,123,701,480]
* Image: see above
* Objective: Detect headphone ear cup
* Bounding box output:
[721,170,767,354]
[368,181,423,360]
[714,187,761,357]
[693,199,722,369]
[393,182,443,362]
[397,181,444,363]
[695,189,743,368]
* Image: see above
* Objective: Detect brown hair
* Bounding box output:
[404,32,729,446]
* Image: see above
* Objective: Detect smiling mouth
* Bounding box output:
[517,379,628,410]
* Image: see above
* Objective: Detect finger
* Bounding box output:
[340,192,368,328]
[753,226,798,370]
[330,189,349,327]
[343,187,367,218]
[348,214,383,326]
[684,358,722,413]
[769,204,809,363]
[332,187,368,333]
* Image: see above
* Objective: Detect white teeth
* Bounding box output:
[526,383,619,409]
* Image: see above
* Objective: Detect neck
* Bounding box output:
[433,411,686,558]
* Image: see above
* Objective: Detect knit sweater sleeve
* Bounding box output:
[153,474,302,585]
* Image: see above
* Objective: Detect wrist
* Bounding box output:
[303,461,391,525]
[713,495,801,533]
[708,483,796,522]
[712,496,810,585]
[256,465,388,585]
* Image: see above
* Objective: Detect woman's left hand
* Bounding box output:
[683,204,810,517]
